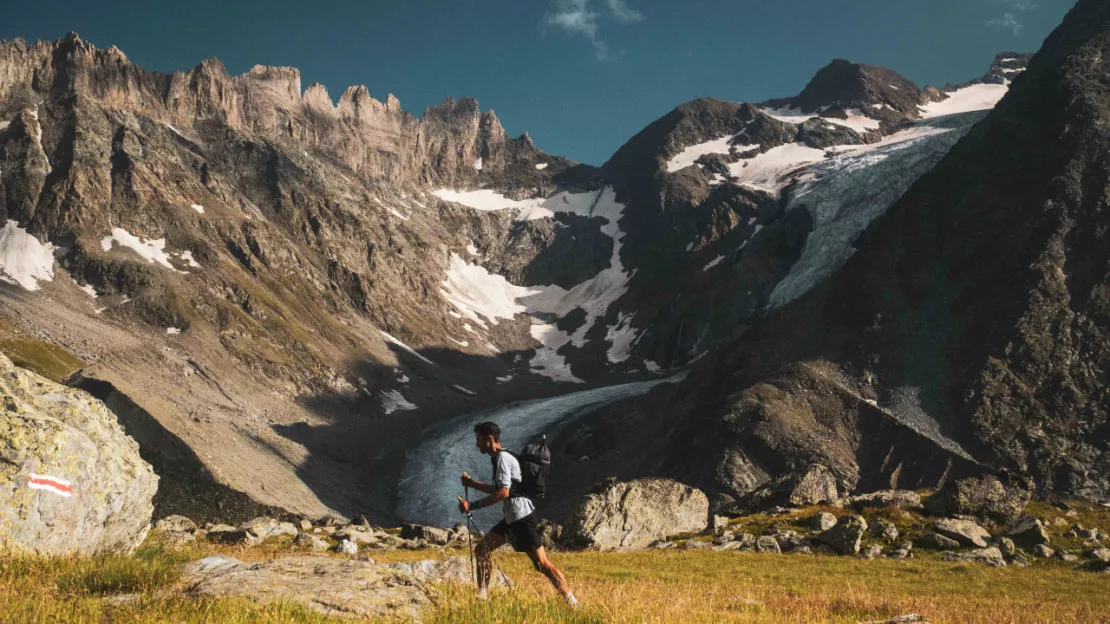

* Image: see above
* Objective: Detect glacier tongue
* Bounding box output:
[765,110,991,311]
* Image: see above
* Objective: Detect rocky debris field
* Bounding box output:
[149,474,1110,577]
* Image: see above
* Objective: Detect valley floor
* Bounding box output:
[4,539,1108,623]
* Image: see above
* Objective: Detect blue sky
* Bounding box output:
[0,0,1076,165]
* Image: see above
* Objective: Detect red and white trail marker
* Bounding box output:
[28,473,73,497]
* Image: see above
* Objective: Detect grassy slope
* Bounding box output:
[0,315,85,382]
[3,532,1108,624]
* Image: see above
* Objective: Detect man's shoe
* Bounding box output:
[564,592,580,609]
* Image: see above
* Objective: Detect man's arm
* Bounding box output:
[461,473,497,494]
[462,486,510,512]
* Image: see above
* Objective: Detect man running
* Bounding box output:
[458,421,578,607]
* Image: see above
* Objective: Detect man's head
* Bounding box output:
[474,421,501,455]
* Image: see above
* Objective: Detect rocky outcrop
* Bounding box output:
[731,464,838,513]
[1004,517,1051,547]
[923,474,1031,524]
[941,546,1007,568]
[0,353,157,555]
[563,478,708,550]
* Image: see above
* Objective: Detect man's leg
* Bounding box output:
[527,546,577,606]
[475,530,507,599]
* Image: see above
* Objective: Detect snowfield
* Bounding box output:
[100,228,185,273]
[666,132,758,173]
[0,220,55,291]
[919,83,1009,119]
[439,187,631,382]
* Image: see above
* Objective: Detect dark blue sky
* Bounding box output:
[1,0,1076,165]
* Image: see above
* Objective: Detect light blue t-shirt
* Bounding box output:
[493,451,535,523]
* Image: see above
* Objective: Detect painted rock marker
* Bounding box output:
[28,474,73,497]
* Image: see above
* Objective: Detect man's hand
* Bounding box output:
[457,497,472,513]
[461,473,477,489]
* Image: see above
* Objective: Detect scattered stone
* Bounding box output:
[297,519,313,532]
[158,530,197,546]
[941,546,1007,567]
[400,539,430,550]
[207,528,261,547]
[1089,547,1110,563]
[293,533,330,552]
[336,539,358,555]
[923,474,1031,524]
[872,519,899,542]
[997,537,1016,558]
[684,539,712,550]
[1064,530,1079,539]
[918,532,961,550]
[732,464,839,513]
[334,525,377,545]
[712,515,730,532]
[241,517,298,541]
[401,523,450,546]
[846,490,923,510]
[818,515,868,554]
[755,536,781,554]
[862,544,883,559]
[1055,549,1078,563]
[858,615,931,624]
[1049,517,1069,528]
[1010,554,1030,567]
[1033,544,1055,559]
[650,540,678,549]
[715,530,736,545]
[1004,517,1050,547]
[933,518,990,548]
[772,530,807,552]
[811,512,838,532]
[154,515,197,534]
[888,548,912,560]
[0,354,159,556]
[564,478,709,550]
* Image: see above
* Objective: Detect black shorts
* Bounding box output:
[490,512,543,552]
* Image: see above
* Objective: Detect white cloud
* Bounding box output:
[989,0,1038,10]
[543,0,643,60]
[987,13,1024,36]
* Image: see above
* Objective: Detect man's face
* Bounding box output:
[475,433,493,454]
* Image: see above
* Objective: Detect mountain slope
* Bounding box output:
[582,0,1110,511]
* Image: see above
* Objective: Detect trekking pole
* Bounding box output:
[458,493,477,585]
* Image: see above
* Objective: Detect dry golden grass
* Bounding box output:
[3,538,1108,624]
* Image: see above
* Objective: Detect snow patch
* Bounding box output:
[0,221,55,291]
[466,242,478,256]
[727,143,827,193]
[452,384,478,396]
[388,207,410,221]
[381,331,437,366]
[919,83,1009,119]
[78,282,98,298]
[605,312,639,364]
[703,255,725,272]
[450,338,470,347]
[535,163,549,170]
[381,389,417,414]
[473,157,483,171]
[644,360,662,373]
[166,327,181,335]
[100,228,184,273]
[441,253,543,327]
[179,251,201,268]
[190,204,205,214]
[666,133,758,173]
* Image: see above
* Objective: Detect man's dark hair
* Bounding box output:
[474,421,501,441]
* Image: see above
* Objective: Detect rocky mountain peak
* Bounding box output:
[772,58,923,116]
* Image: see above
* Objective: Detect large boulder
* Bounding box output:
[933,518,991,548]
[732,464,838,513]
[564,478,709,550]
[1003,517,1051,547]
[0,354,158,555]
[182,555,510,620]
[941,546,1007,567]
[817,515,868,554]
[843,490,923,510]
[923,474,1030,524]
